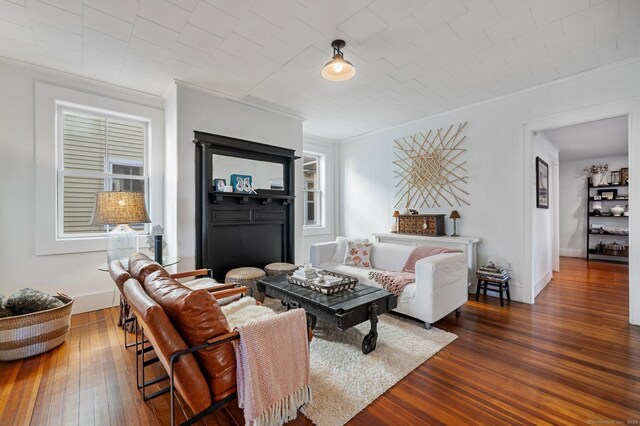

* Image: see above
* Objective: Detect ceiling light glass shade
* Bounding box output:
[321,53,356,81]
[322,40,356,81]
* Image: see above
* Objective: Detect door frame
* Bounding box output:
[521,99,640,325]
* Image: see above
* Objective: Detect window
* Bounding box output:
[303,154,321,227]
[57,107,148,238]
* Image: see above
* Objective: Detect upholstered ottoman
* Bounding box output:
[264,262,297,277]
[225,267,266,302]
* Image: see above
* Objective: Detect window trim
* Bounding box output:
[35,82,164,256]
[303,152,325,232]
[55,104,150,240]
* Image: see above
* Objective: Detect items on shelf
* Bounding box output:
[587,175,629,262]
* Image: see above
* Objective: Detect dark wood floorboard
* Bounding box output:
[1,258,638,425]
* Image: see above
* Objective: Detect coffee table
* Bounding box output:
[256,275,398,354]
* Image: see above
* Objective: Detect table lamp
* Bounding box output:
[91,191,151,267]
[449,210,461,237]
[392,210,400,233]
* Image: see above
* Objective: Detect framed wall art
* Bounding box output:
[536,157,549,209]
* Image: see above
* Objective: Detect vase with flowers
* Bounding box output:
[584,164,609,186]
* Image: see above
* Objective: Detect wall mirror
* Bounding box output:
[212,154,284,192]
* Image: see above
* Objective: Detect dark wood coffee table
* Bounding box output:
[256,275,398,354]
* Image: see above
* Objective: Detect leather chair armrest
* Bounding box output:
[212,287,248,299]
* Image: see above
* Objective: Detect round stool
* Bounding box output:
[225,267,266,302]
[264,262,297,277]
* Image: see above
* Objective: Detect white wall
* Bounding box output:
[339,59,640,304]
[166,83,304,269]
[559,154,628,257]
[532,134,559,297]
[302,135,340,259]
[0,61,164,313]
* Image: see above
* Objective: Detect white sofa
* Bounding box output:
[310,240,468,328]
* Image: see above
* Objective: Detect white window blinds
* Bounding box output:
[59,110,147,237]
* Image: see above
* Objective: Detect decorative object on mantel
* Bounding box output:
[231,174,254,194]
[584,164,609,186]
[397,214,445,236]
[321,39,356,82]
[213,178,226,192]
[91,191,151,266]
[449,210,461,237]
[536,157,549,209]
[391,210,400,233]
[393,122,469,209]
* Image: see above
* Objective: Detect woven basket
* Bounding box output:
[0,293,74,361]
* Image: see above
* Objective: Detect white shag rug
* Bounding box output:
[224,297,457,426]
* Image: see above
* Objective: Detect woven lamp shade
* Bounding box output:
[91,191,150,225]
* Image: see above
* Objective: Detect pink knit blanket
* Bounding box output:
[402,246,460,272]
[368,271,415,295]
[234,308,312,426]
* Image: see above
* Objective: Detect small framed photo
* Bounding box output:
[213,178,226,192]
[598,189,617,200]
[536,157,549,209]
[593,195,602,200]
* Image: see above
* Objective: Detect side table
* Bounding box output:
[475,276,511,307]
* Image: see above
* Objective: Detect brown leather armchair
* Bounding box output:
[117,254,309,426]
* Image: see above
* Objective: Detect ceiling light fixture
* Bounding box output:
[321,39,356,82]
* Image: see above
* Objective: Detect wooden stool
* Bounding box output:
[225,267,266,302]
[475,277,511,307]
[264,262,297,277]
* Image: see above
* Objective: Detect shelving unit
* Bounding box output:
[586,179,629,263]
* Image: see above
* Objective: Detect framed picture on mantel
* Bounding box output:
[536,157,549,209]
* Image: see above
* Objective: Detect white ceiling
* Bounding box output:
[1,0,639,140]
[542,115,628,161]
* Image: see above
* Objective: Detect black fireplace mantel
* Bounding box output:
[193,131,298,280]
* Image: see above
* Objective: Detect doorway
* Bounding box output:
[523,105,640,325]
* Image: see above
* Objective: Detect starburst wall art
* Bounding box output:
[394,122,469,209]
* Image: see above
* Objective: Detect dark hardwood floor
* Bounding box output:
[1,258,638,425]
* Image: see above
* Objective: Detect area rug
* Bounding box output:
[260,298,457,426]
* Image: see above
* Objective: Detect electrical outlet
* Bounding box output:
[506,262,512,271]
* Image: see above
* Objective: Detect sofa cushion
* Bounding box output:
[319,261,417,304]
[370,243,415,271]
[136,262,236,402]
[123,278,212,414]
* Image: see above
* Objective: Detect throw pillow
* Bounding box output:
[344,241,373,268]
[332,236,370,263]
[0,296,13,318]
[4,288,64,316]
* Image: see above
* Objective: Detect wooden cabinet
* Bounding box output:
[397,214,445,236]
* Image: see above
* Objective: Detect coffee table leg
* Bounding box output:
[306,313,317,330]
[362,303,378,355]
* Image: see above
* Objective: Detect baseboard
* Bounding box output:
[559,248,584,258]
[71,289,119,314]
[534,270,553,297]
